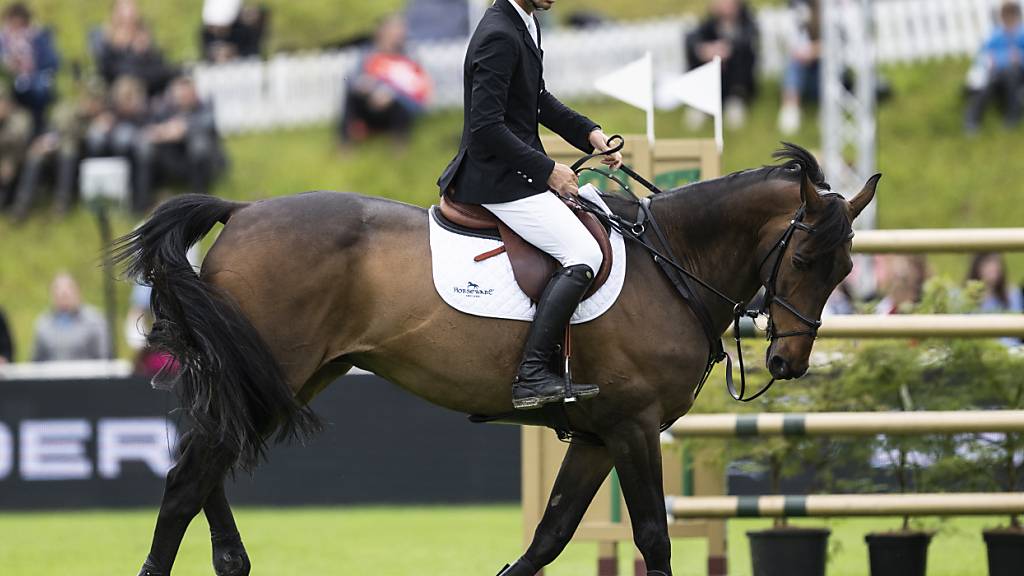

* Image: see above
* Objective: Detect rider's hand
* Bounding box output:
[589,129,623,171]
[548,162,580,197]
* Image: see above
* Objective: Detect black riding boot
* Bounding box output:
[495,558,537,575]
[512,264,600,410]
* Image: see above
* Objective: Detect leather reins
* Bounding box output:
[565,136,823,402]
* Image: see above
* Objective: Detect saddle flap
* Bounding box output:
[498,201,613,302]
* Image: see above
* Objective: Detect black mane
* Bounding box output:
[656,142,850,259]
[771,141,831,191]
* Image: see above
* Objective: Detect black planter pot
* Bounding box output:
[983,528,1024,576]
[747,527,831,576]
[864,531,932,576]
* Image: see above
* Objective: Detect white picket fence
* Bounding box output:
[196,0,1004,135]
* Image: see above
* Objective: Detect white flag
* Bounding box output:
[594,52,655,144]
[658,57,724,152]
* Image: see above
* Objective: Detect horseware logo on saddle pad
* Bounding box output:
[454,281,495,297]
[428,185,627,323]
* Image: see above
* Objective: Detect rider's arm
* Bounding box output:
[538,82,599,154]
[469,32,554,192]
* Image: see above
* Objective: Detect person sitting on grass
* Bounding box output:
[95,0,177,96]
[964,1,1024,134]
[338,16,431,145]
[85,75,154,212]
[141,75,226,199]
[0,2,58,133]
[685,0,759,130]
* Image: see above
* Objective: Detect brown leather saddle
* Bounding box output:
[438,192,613,302]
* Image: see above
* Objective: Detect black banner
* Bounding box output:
[0,374,520,510]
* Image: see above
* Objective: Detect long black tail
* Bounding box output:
[112,194,320,470]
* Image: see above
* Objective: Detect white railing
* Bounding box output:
[196,0,1002,134]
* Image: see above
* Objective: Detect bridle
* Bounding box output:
[566,136,826,403]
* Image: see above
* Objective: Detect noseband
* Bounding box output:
[725,204,824,402]
[566,136,827,404]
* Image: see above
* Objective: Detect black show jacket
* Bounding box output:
[437,0,600,205]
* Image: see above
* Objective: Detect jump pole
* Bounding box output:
[668,492,1024,519]
[669,410,1024,438]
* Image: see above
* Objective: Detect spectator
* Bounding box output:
[201,0,268,63]
[96,0,177,96]
[86,75,151,212]
[964,1,1024,134]
[338,16,431,144]
[141,75,226,200]
[32,273,110,362]
[685,0,758,129]
[11,78,107,220]
[0,2,58,133]
[0,307,13,363]
[0,78,31,209]
[405,0,472,43]
[778,0,821,135]
[968,252,1023,312]
[875,255,929,315]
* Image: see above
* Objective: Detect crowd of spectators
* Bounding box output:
[0,0,238,221]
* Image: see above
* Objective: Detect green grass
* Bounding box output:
[5,59,1024,361]
[0,506,1006,575]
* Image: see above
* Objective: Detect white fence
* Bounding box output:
[196,0,1003,134]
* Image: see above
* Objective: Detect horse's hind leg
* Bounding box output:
[204,482,250,576]
[138,431,238,576]
[497,441,613,575]
[605,419,672,576]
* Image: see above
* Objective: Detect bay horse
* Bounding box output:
[116,143,878,576]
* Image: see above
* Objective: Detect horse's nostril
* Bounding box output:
[768,355,790,379]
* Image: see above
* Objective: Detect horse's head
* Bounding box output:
[757,154,880,381]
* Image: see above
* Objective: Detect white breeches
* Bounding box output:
[483,191,604,273]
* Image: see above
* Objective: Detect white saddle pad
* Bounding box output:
[428,185,626,324]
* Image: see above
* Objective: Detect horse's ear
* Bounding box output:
[800,172,825,214]
[850,173,881,220]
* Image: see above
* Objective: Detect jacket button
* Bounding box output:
[528,178,534,183]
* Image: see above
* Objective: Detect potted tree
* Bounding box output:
[931,336,1024,576]
[731,357,837,576]
[833,339,934,576]
[908,279,1024,576]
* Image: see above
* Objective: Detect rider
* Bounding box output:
[438,0,623,410]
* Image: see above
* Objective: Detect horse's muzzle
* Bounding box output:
[767,354,807,380]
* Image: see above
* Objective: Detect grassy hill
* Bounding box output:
[18,0,779,68]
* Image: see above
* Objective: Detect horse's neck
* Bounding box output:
[655,184,788,331]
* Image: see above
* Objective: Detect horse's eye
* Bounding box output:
[792,254,812,270]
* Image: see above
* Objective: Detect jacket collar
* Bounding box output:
[496,0,543,63]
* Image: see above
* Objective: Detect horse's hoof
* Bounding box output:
[137,559,165,576]
[213,549,251,576]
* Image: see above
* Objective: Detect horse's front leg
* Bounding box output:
[204,482,251,576]
[605,416,672,576]
[138,431,237,576]
[496,440,613,575]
